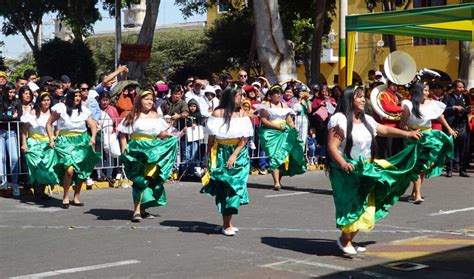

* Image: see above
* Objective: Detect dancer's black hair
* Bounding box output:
[34,92,52,119]
[334,86,377,161]
[64,89,82,117]
[215,85,242,131]
[410,81,425,119]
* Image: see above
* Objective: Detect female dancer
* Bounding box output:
[201,86,253,236]
[118,90,178,222]
[400,82,457,204]
[258,85,306,190]
[20,92,59,199]
[46,89,100,208]
[327,86,452,255]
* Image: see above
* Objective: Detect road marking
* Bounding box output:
[264,192,312,198]
[260,258,389,278]
[10,259,140,279]
[429,207,474,216]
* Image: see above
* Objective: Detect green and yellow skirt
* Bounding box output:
[201,139,250,216]
[329,129,453,232]
[53,132,101,186]
[24,132,60,186]
[120,135,178,209]
[258,124,306,176]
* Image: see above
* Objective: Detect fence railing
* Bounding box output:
[0,114,316,184]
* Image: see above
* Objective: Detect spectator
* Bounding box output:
[181,99,204,176]
[96,65,128,94]
[116,82,138,118]
[18,86,34,115]
[60,75,72,91]
[50,80,65,106]
[204,85,219,112]
[366,69,376,88]
[443,80,471,177]
[310,84,336,157]
[375,70,386,84]
[281,83,298,108]
[154,83,169,108]
[79,83,101,122]
[185,79,211,117]
[294,86,312,147]
[306,128,323,165]
[241,99,257,150]
[23,69,37,84]
[0,83,22,196]
[0,71,8,95]
[160,84,189,127]
[237,70,248,86]
[15,76,27,93]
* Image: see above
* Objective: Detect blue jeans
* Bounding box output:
[0,130,19,184]
[182,140,200,174]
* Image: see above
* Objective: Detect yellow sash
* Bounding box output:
[271,120,290,170]
[409,125,432,131]
[59,131,83,137]
[130,133,155,140]
[28,132,49,141]
[201,138,240,186]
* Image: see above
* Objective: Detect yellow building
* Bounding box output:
[207,0,460,86]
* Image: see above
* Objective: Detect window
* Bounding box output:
[413,0,447,46]
[218,0,231,13]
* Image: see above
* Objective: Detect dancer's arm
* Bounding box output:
[227,137,248,169]
[20,123,30,153]
[399,107,410,131]
[377,124,421,139]
[327,127,354,174]
[46,112,60,148]
[437,114,457,138]
[86,117,97,146]
[260,110,285,131]
[119,133,128,154]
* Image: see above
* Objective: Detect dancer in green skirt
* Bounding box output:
[118,90,178,223]
[20,92,59,199]
[258,85,306,191]
[327,86,452,255]
[46,89,101,209]
[201,86,253,236]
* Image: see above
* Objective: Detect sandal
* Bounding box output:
[131,213,142,222]
[141,211,155,219]
[273,184,281,191]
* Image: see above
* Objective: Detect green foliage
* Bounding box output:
[87,36,116,76]
[36,38,97,85]
[4,52,37,81]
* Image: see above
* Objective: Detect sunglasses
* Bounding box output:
[80,87,89,91]
[239,75,247,78]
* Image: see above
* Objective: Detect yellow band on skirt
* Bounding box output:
[28,132,49,141]
[341,159,394,233]
[131,133,155,140]
[409,125,432,131]
[201,138,240,186]
[59,131,83,137]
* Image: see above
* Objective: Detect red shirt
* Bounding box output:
[378,90,402,127]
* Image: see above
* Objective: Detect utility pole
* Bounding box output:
[338,0,347,87]
[115,0,122,69]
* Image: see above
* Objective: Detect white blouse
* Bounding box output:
[205,116,254,140]
[52,103,91,132]
[328,113,378,160]
[258,106,295,122]
[118,117,169,136]
[401,99,445,129]
[20,112,53,135]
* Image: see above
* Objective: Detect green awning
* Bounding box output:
[346,3,474,42]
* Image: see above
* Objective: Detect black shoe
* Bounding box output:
[71,201,84,206]
[61,202,70,209]
[460,171,470,177]
[446,170,452,177]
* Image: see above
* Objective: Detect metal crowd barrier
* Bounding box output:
[0,115,312,186]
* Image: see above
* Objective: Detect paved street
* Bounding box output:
[1,171,473,278]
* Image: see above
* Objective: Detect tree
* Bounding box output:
[0,41,6,71]
[4,53,37,82]
[0,0,55,53]
[54,0,102,42]
[36,38,97,85]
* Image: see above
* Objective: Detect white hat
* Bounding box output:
[204,85,216,95]
[251,81,261,88]
[375,70,383,77]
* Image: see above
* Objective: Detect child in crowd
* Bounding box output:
[181,99,204,176]
[306,128,323,165]
[241,99,257,150]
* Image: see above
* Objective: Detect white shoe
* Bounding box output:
[0,181,8,190]
[222,228,236,236]
[86,178,94,186]
[11,184,20,197]
[336,238,357,255]
[355,246,366,252]
[115,173,122,180]
[230,227,239,232]
[194,167,204,177]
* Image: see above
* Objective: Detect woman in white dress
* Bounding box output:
[118,90,178,222]
[46,89,100,209]
[201,86,253,236]
[399,82,457,204]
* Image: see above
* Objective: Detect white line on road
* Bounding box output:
[264,192,312,198]
[10,259,140,279]
[429,207,474,216]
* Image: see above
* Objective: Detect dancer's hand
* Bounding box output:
[340,162,354,174]
[227,154,237,169]
[407,130,422,140]
[49,140,55,149]
[448,128,458,139]
[89,138,96,146]
[21,144,27,153]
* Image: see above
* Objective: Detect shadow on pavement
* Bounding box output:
[160,220,222,235]
[248,183,333,196]
[15,192,64,208]
[261,236,375,257]
[84,208,134,220]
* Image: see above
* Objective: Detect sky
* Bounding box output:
[0,0,205,59]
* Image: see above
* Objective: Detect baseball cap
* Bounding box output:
[60,74,71,83]
[155,84,169,92]
[242,85,255,92]
[375,71,383,77]
[251,82,261,88]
